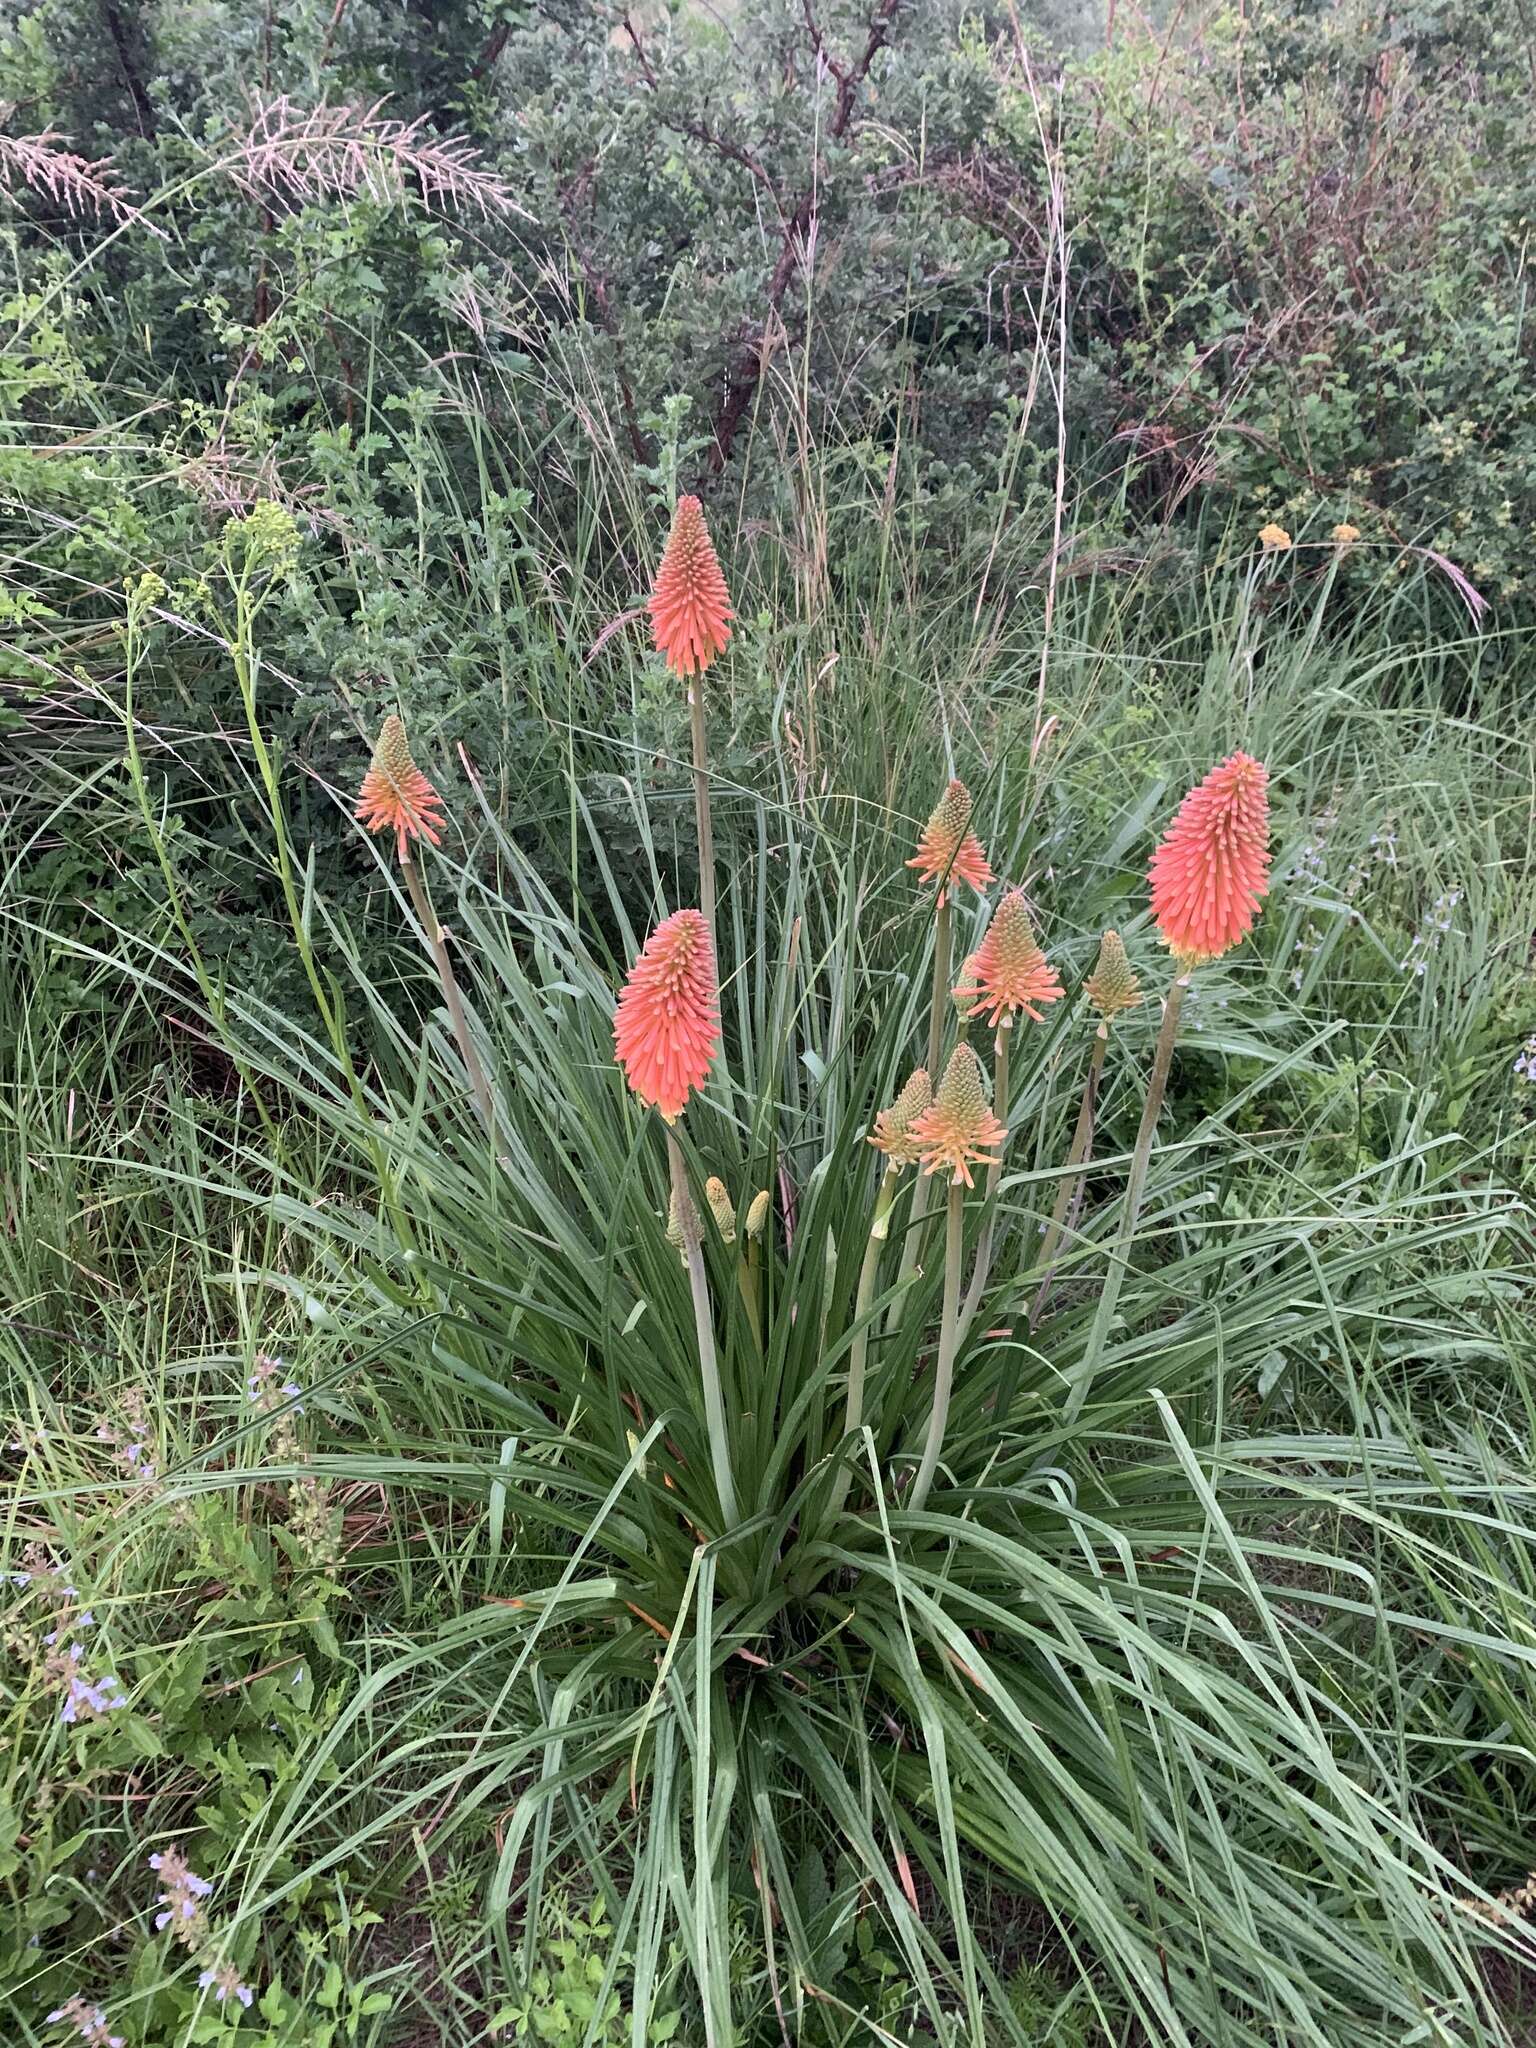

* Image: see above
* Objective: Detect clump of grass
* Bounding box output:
[5,525,1525,2048]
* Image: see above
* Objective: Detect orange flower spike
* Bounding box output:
[1149,752,1272,967]
[613,908,721,1122]
[356,714,445,864]
[906,778,994,907]
[909,1043,1008,1189]
[954,888,1064,1027]
[869,1066,932,1169]
[648,494,733,677]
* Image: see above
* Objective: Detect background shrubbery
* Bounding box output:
[4,0,1535,989]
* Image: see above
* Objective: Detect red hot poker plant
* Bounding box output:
[910,1043,1007,1191]
[613,905,734,1529]
[649,495,734,950]
[954,889,1063,1028]
[355,717,495,1136]
[613,908,720,1125]
[356,714,445,865]
[648,494,733,677]
[1149,751,1271,966]
[1068,753,1272,1424]
[906,779,994,908]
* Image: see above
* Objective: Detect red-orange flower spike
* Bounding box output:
[908,1043,1008,1188]
[356,714,445,864]
[954,889,1063,1027]
[906,779,994,907]
[613,908,720,1122]
[1149,752,1271,966]
[648,494,733,677]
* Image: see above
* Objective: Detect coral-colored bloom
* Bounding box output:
[1331,522,1360,546]
[1258,522,1292,552]
[356,715,445,863]
[953,889,1063,1027]
[909,1044,1007,1188]
[1148,752,1271,966]
[907,779,994,906]
[613,908,720,1121]
[869,1067,932,1169]
[1084,929,1141,1019]
[648,494,733,677]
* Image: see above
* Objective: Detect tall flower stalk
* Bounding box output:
[614,908,737,1528]
[896,781,995,1314]
[738,1189,771,1349]
[1028,929,1142,1331]
[906,1045,1006,1513]
[907,777,994,1077]
[649,495,733,951]
[667,1136,739,1530]
[826,1068,931,1521]
[952,889,1063,1344]
[1065,756,1270,1422]
[358,716,496,1137]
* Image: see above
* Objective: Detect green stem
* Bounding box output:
[690,682,717,952]
[1028,1024,1108,1332]
[669,1135,739,1529]
[119,589,281,1153]
[224,581,409,1244]
[826,1163,899,1522]
[925,898,953,1083]
[955,1018,1011,1348]
[891,900,954,1326]
[908,1179,966,1515]
[1064,976,1187,1424]
[736,1240,761,1353]
[402,854,497,1139]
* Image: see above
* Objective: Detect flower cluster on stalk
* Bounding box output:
[46,1997,123,2047]
[908,1045,1007,1188]
[247,1354,341,1573]
[149,1846,255,2009]
[906,779,994,907]
[6,1549,124,1727]
[648,494,733,677]
[613,907,720,1124]
[356,714,444,864]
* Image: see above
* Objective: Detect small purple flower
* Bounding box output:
[248,1354,305,1417]
[200,1962,255,2007]
[150,1844,214,1947]
[46,1995,124,2046]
